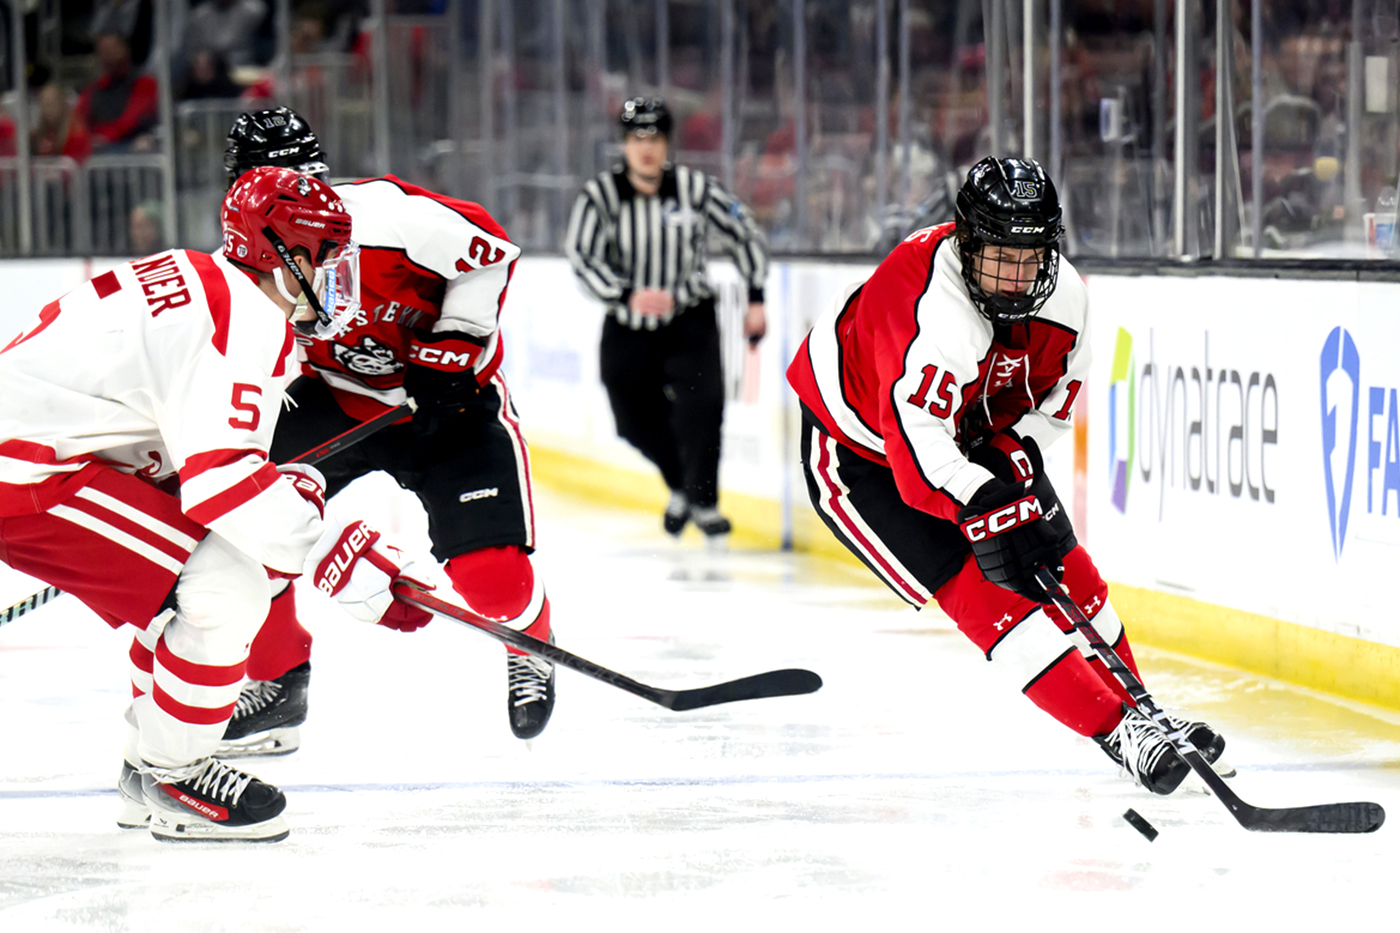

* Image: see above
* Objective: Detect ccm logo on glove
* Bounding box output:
[407,334,484,372]
[960,494,1044,542]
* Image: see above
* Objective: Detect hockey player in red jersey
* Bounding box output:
[0,166,432,841]
[216,108,555,756]
[788,157,1230,795]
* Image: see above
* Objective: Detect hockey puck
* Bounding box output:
[1123,808,1158,842]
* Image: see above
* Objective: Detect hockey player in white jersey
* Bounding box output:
[0,166,431,842]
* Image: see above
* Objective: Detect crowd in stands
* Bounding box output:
[0,1,1393,258]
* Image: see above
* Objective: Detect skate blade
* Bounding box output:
[704,533,730,553]
[215,726,301,759]
[149,811,290,843]
[116,801,151,829]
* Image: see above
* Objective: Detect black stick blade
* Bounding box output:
[1241,801,1385,834]
[661,669,823,711]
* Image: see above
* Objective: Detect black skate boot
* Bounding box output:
[1094,705,1191,795]
[141,757,289,842]
[216,661,310,757]
[1096,707,1234,780]
[1164,714,1234,777]
[116,758,150,829]
[507,636,556,740]
[663,491,690,537]
[689,505,731,552]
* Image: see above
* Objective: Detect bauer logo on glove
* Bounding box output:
[306,519,435,630]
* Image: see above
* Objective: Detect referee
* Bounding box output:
[566,97,769,545]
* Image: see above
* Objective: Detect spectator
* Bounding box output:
[88,0,153,67]
[76,32,159,151]
[177,50,243,100]
[128,200,164,256]
[183,0,270,69]
[32,83,93,163]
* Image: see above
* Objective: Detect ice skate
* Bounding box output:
[216,661,309,757]
[116,758,150,829]
[142,757,289,842]
[663,490,689,537]
[507,635,556,740]
[1096,707,1233,780]
[1163,713,1234,777]
[690,505,731,552]
[1094,705,1191,795]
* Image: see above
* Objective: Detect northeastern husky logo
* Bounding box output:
[1320,327,1360,561]
[332,336,404,377]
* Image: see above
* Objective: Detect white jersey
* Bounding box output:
[0,249,321,575]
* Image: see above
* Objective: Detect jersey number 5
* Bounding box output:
[906,364,957,417]
[229,383,262,431]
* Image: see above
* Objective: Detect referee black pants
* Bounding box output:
[599,299,724,508]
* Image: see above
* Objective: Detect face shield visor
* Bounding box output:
[282,240,361,339]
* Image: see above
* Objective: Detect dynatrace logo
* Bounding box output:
[1107,329,1135,513]
[1320,327,1359,560]
[1106,327,1278,518]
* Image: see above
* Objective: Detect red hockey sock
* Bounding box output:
[1024,650,1127,737]
[445,545,550,656]
[245,584,312,681]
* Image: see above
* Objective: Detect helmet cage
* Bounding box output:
[956,236,1061,325]
[954,157,1064,325]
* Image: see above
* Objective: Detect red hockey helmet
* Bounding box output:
[222,165,357,336]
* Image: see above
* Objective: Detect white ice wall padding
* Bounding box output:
[2,258,1394,650]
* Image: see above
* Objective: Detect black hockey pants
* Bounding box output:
[598,298,724,508]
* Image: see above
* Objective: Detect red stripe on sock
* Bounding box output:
[155,635,246,688]
[151,683,237,726]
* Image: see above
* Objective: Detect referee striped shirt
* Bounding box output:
[565,164,769,330]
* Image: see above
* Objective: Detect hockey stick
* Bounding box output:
[1035,568,1384,834]
[0,400,415,630]
[392,581,824,711]
[0,584,62,627]
[292,399,414,466]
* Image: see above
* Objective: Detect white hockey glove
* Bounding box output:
[278,463,327,518]
[307,519,435,631]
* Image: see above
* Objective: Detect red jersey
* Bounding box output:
[787,223,1089,522]
[300,176,521,421]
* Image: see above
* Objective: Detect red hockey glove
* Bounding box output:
[307,520,434,631]
[966,430,1038,489]
[958,479,1064,603]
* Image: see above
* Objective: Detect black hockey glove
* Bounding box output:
[958,479,1064,604]
[403,330,488,437]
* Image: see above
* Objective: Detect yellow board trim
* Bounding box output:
[529,445,1400,712]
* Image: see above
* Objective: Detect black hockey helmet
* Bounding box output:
[954,157,1064,325]
[224,107,329,188]
[619,97,672,138]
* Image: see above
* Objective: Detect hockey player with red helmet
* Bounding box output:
[788,157,1231,795]
[0,166,432,841]
[216,108,555,758]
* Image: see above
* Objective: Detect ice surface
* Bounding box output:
[2,476,1397,931]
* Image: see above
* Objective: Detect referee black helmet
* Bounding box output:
[619,97,672,138]
[954,157,1064,325]
[225,107,329,188]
